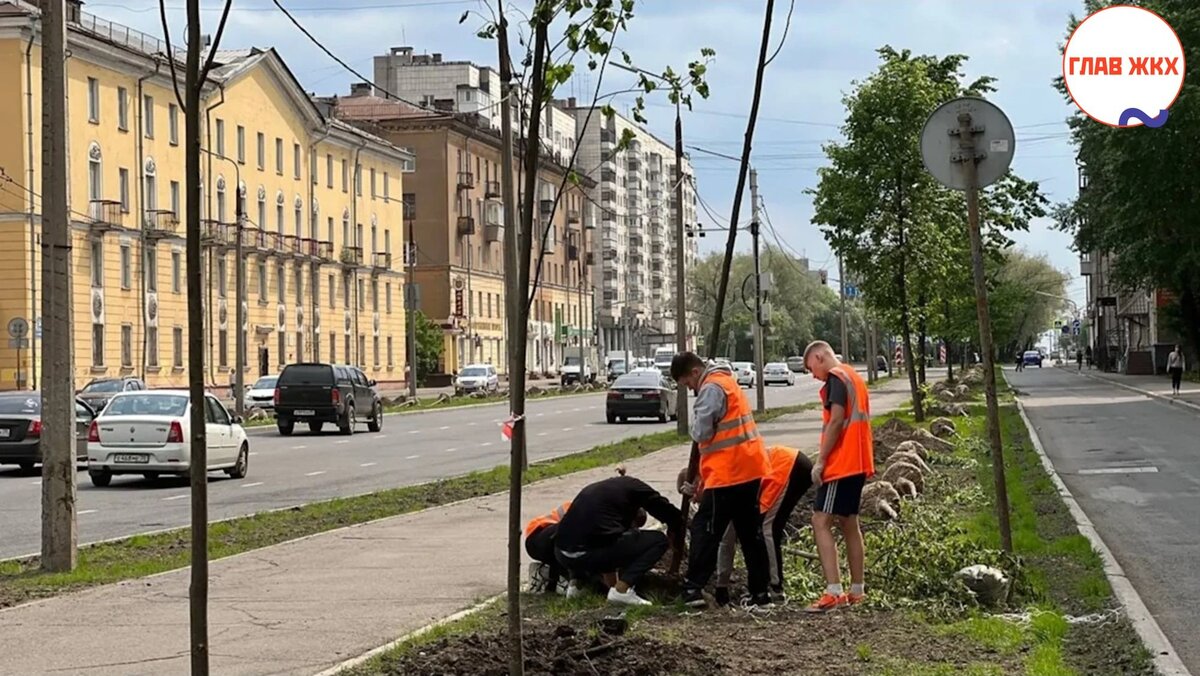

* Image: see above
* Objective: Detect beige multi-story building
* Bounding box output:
[0,2,412,390]
[331,87,596,377]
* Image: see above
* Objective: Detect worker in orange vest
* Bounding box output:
[524,501,571,594]
[802,340,874,613]
[671,351,772,609]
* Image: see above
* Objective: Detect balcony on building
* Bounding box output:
[340,245,364,267]
[600,169,616,185]
[88,199,124,232]
[484,180,501,199]
[260,231,283,257]
[201,219,233,248]
[600,128,616,146]
[280,233,304,258]
[316,240,335,261]
[539,198,555,217]
[457,215,476,236]
[1080,252,1094,276]
[567,210,581,225]
[456,171,475,191]
[144,209,178,239]
[370,251,392,273]
[241,227,267,252]
[484,203,503,243]
[567,243,580,261]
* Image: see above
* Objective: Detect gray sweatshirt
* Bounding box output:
[1168,351,1185,370]
[689,362,732,444]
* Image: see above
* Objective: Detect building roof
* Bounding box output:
[333,94,445,122]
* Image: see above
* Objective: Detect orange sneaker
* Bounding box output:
[803,592,845,613]
[845,592,865,606]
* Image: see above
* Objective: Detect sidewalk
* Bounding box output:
[1066,366,1200,411]
[0,381,914,676]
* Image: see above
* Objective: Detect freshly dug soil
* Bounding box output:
[873,417,921,462]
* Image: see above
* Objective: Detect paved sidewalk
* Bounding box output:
[0,381,913,676]
[1062,366,1200,410]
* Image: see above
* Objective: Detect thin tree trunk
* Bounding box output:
[916,293,928,386]
[895,206,924,422]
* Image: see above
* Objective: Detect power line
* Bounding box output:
[94,0,477,13]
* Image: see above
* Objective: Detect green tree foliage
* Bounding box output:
[987,251,1071,358]
[1053,0,1200,355]
[413,311,443,385]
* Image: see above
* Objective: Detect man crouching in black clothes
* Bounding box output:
[554,473,683,606]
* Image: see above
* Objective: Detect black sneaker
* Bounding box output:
[769,585,787,604]
[681,589,707,609]
[714,587,731,607]
[741,593,775,611]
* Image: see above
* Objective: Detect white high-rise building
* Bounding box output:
[565,100,698,356]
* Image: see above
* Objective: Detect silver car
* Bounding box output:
[763,362,795,386]
[731,362,756,388]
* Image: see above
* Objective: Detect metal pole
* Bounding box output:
[40,0,77,573]
[750,169,765,414]
[406,215,418,398]
[234,182,244,417]
[673,100,689,432]
[958,111,1012,552]
[838,255,849,361]
[865,305,876,383]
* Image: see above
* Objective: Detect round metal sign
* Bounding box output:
[920,96,1015,191]
[7,317,28,338]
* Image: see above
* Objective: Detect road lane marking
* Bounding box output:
[561,427,573,432]
[163,494,188,501]
[77,509,97,515]
[241,482,264,488]
[335,440,350,445]
[29,480,41,485]
[360,462,377,467]
[573,408,583,412]
[481,442,493,447]
[538,432,548,437]
[536,412,545,417]
[444,448,458,453]
[406,454,420,460]
[408,430,421,435]
[305,471,327,477]
[439,426,450,430]
[553,410,563,414]
[1078,466,1158,475]
[468,422,477,426]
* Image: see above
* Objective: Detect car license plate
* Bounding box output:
[625,393,642,399]
[114,453,149,463]
[0,428,9,438]
[295,410,315,416]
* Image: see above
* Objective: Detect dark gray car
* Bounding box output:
[0,392,96,470]
[274,363,383,436]
[77,377,146,414]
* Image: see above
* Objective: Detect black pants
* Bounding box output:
[555,529,668,588]
[685,478,770,597]
[770,456,814,585]
[526,524,567,589]
[1171,367,1183,390]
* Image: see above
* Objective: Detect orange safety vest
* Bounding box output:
[758,445,801,513]
[818,365,874,482]
[697,370,769,490]
[523,501,571,539]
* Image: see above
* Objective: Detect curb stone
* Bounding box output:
[1014,397,1191,676]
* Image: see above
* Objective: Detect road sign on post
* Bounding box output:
[1072,319,1081,335]
[921,96,1016,553]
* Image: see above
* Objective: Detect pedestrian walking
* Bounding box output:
[1076,349,1083,372]
[802,341,873,613]
[1015,353,1024,372]
[1168,344,1186,396]
[671,351,773,609]
[1085,345,1093,369]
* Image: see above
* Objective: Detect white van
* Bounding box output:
[653,347,675,375]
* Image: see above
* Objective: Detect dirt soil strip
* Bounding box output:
[1016,398,1191,676]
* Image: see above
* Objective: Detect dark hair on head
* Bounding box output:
[670,351,705,380]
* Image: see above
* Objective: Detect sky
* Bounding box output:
[98,0,1087,309]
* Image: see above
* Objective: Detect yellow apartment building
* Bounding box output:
[0,3,411,390]
[332,89,596,378]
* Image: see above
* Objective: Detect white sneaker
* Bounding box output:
[607,586,651,606]
[566,582,585,599]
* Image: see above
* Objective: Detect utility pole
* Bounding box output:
[865,305,876,384]
[405,210,418,398]
[838,255,849,362]
[40,0,77,573]
[672,99,688,433]
[234,192,244,417]
[749,169,765,414]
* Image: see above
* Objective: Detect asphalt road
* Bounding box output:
[0,375,827,560]
[1014,366,1200,672]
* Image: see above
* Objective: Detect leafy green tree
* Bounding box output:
[412,311,444,385]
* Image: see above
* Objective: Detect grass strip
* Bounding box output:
[0,401,817,610]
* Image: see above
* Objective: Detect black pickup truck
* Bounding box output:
[273,363,383,436]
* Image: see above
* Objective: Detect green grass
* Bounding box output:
[338,598,505,676]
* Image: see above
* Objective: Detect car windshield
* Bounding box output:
[279,364,333,385]
[609,360,626,370]
[564,356,581,366]
[460,367,488,377]
[83,380,123,393]
[1024,351,1040,357]
[732,362,751,370]
[654,354,672,364]
[0,395,40,414]
[251,376,278,389]
[766,364,786,371]
[104,394,189,417]
[614,373,661,388]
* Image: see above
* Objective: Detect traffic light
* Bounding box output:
[818,269,828,285]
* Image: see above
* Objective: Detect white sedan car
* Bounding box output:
[86,390,249,487]
[731,361,756,388]
[243,374,279,412]
[763,362,795,386]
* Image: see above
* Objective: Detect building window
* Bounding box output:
[143,95,154,138]
[218,329,228,368]
[310,152,318,185]
[173,327,183,368]
[330,332,336,362]
[147,326,158,367]
[172,251,181,293]
[383,172,390,200]
[120,245,132,289]
[145,247,157,293]
[313,332,321,362]
[387,336,393,367]
[341,159,348,192]
[295,206,302,237]
[358,335,366,367]
[117,86,129,130]
[355,163,362,196]
[296,330,305,362]
[118,168,129,212]
[278,332,286,369]
[217,257,227,298]
[87,77,100,123]
[277,263,286,303]
[144,173,157,211]
[373,336,380,367]
[372,280,379,311]
[258,261,267,299]
[275,138,283,174]
[170,181,180,218]
[237,125,245,163]
[256,132,265,169]
[276,204,285,236]
[370,225,377,255]
[357,278,364,309]
[88,154,102,202]
[370,168,376,199]
[257,196,266,232]
[313,273,321,308]
[168,104,178,145]
[326,154,334,188]
[385,283,392,313]
[91,239,104,287]
[342,274,350,308]
[217,183,227,223]
[329,274,336,308]
[295,267,303,304]
[294,143,301,179]
[215,119,225,157]
[121,325,132,367]
[344,334,351,365]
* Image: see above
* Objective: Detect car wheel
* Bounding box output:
[658,406,668,423]
[142,472,159,481]
[89,470,112,487]
[17,461,34,472]
[619,416,627,423]
[339,405,355,436]
[367,402,383,432]
[308,422,324,434]
[278,419,294,436]
[226,444,249,479]
[607,412,617,424]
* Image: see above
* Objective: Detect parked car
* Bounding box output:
[0,393,95,470]
[1022,350,1044,368]
[243,374,279,412]
[731,361,756,388]
[606,358,628,383]
[274,363,383,436]
[85,390,248,487]
[456,364,500,394]
[762,362,795,386]
[606,371,678,424]
[653,347,675,375]
[77,376,146,413]
[785,356,806,373]
[875,355,890,374]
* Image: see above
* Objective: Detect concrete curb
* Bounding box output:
[1014,398,1191,676]
[312,595,504,676]
[1071,368,1200,415]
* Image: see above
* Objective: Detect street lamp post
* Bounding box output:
[200,148,244,417]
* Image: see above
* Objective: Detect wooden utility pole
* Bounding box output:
[749,169,765,414]
[838,255,849,361]
[672,99,688,433]
[40,0,77,574]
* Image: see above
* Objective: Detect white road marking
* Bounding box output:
[481,442,493,447]
[444,448,458,453]
[406,454,420,460]
[1078,466,1158,475]
[359,462,377,467]
[335,440,350,445]
[408,430,421,435]
[77,509,97,515]
[573,408,583,412]
[553,410,563,414]
[162,494,189,501]
[292,445,307,450]
[468,422,477,426]
[241,482,265,488]
[561,427,573,432]
[29,480,41,485]
[536,412,545,417]
[439,426,450,430]
[305,471,327,477]
[538,432,548,437]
